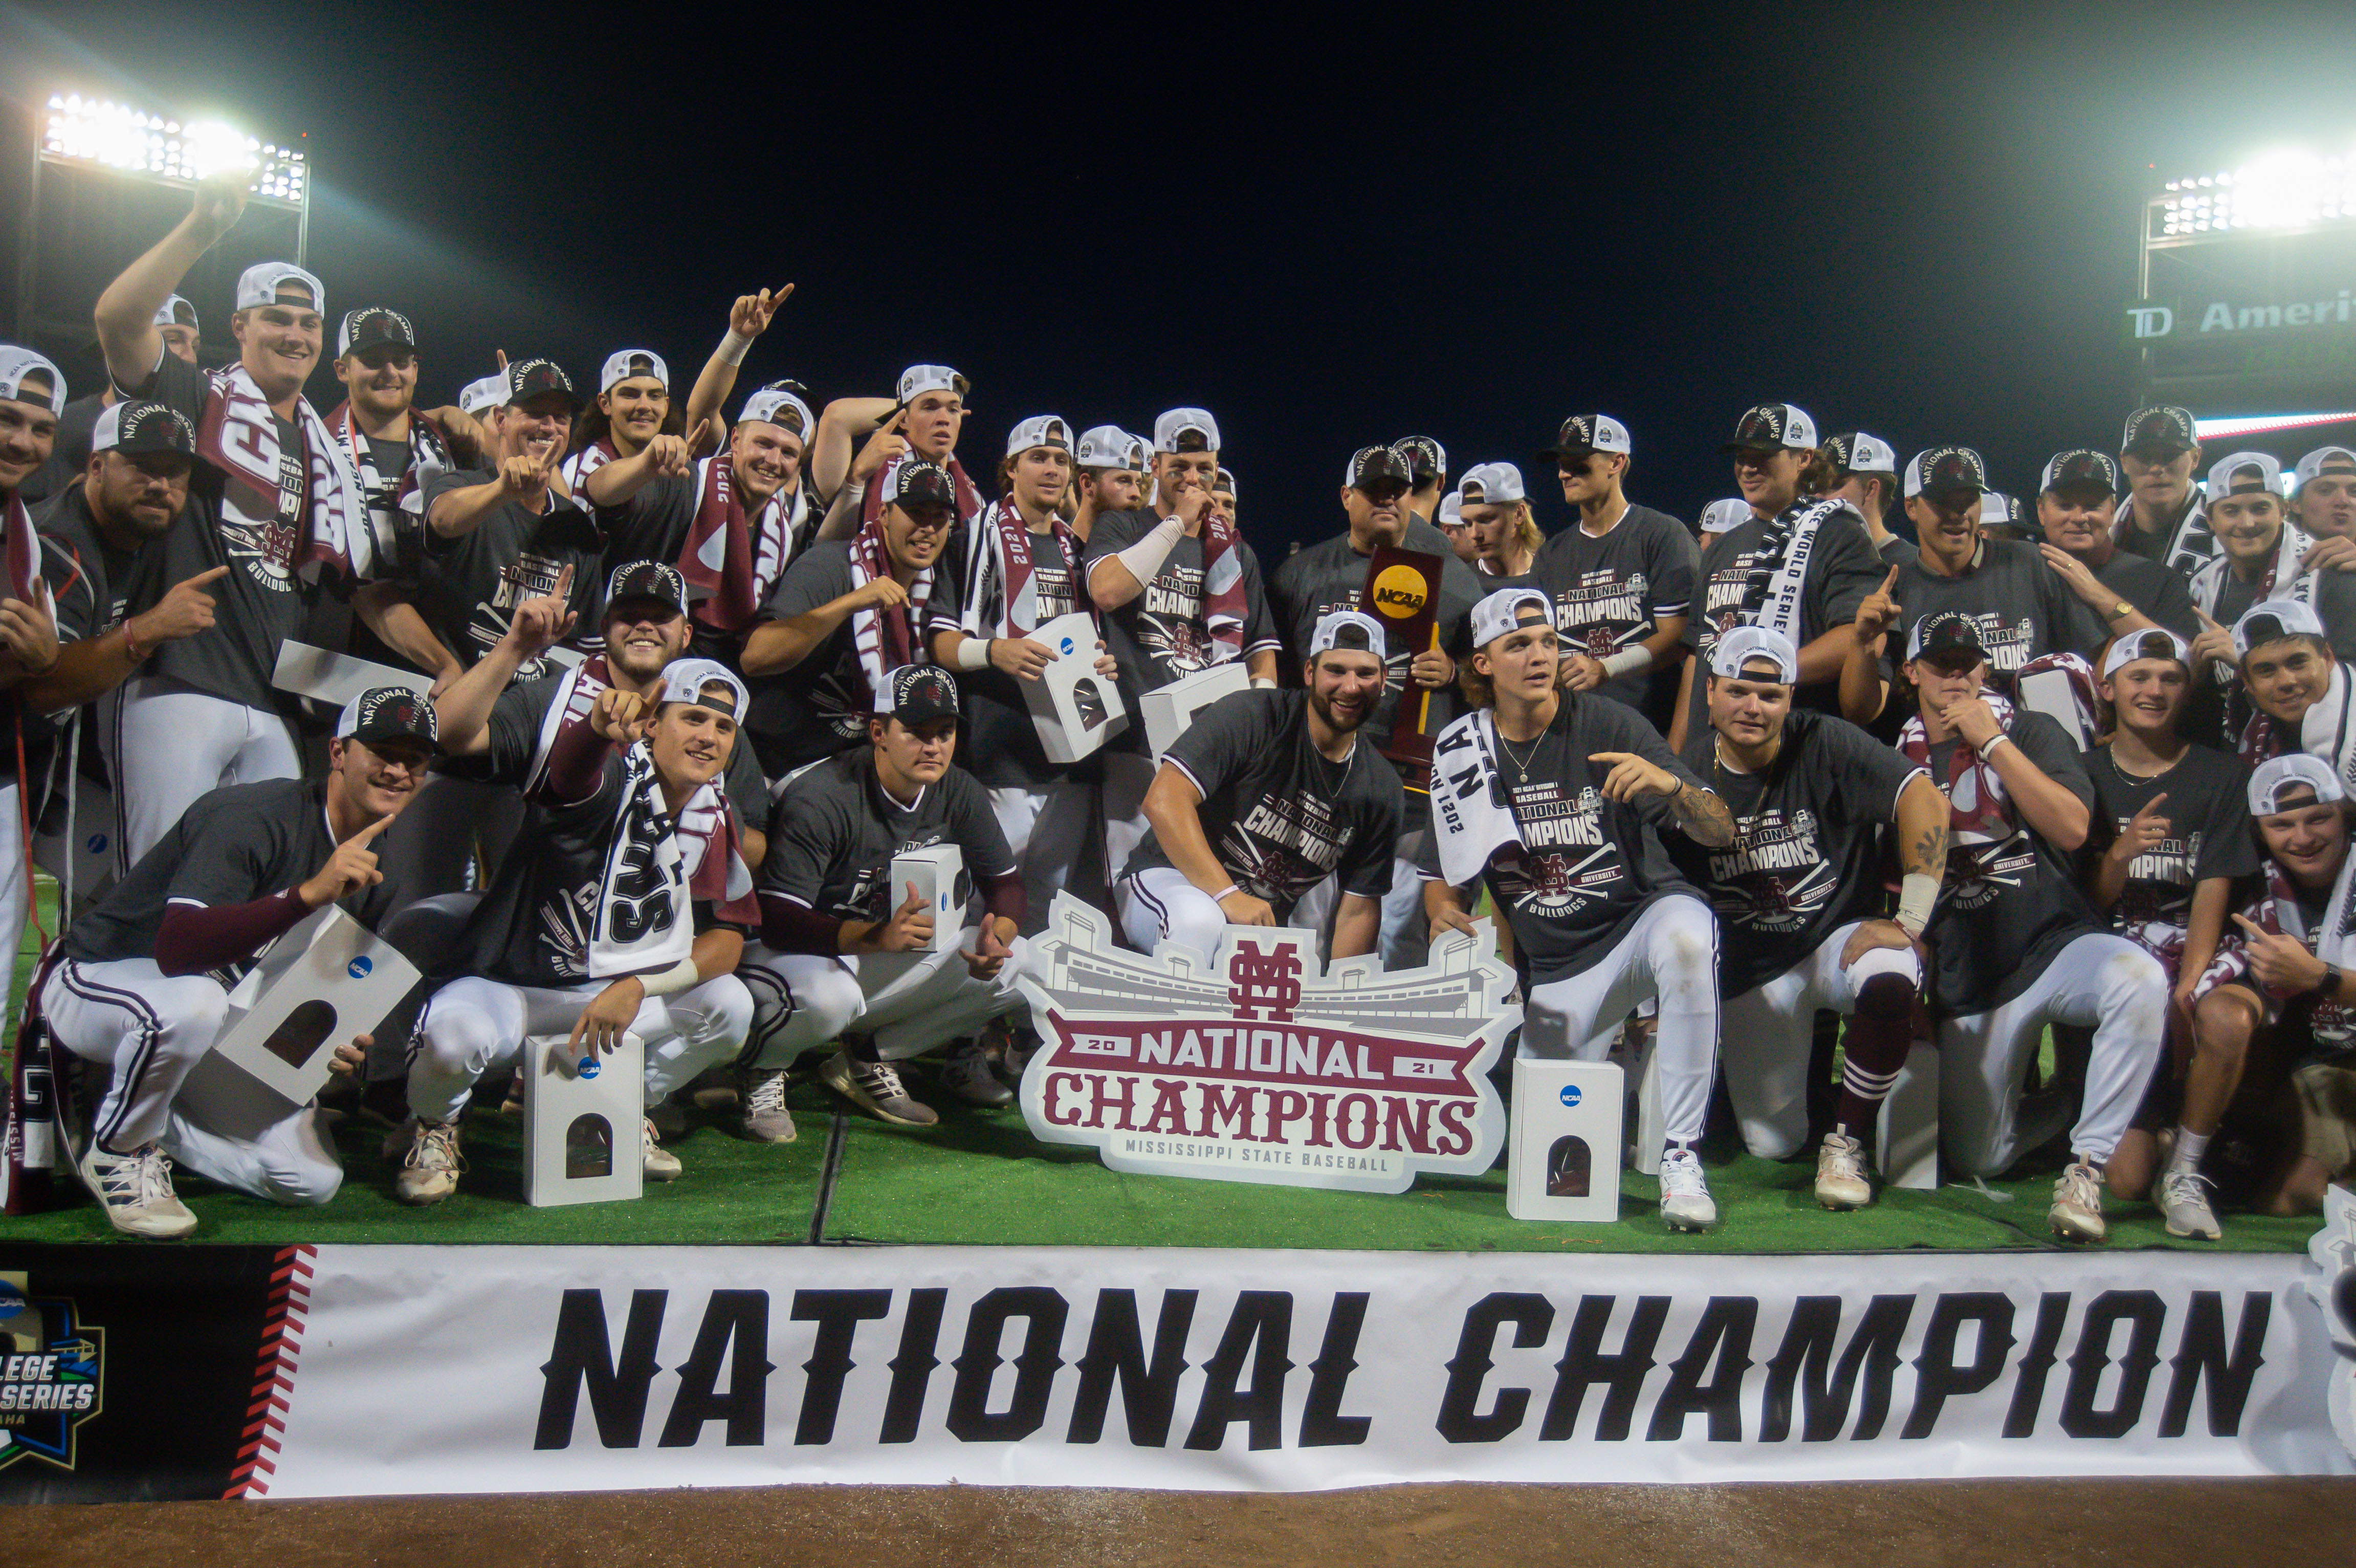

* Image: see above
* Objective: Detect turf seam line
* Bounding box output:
[807,1111,849,1244]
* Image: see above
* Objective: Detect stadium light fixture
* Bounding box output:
[2151,146,2353,241]
[2193,410,2356,444]
[40,93,309,210]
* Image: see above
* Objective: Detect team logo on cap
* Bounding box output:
[107,401,195,454]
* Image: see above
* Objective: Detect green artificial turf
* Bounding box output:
[0,874,2324,1254]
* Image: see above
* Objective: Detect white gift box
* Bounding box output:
[2019,666,2095,750]
[1506,1059,1626,1222]
[209,907,423,1107]
[271,640,434,708]
[1140,660,1250,762]
[1020,611,1128,764]
[892,844,969,954]
[521,1030,645,1207]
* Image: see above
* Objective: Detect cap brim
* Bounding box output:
[1719,439,1788,456]
[1538,445,1597,462]
[2122,439,2193,458]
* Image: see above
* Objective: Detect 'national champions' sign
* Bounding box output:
[1012,894,1518,1192]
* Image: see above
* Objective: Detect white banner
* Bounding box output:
[249,1242,2355,1498]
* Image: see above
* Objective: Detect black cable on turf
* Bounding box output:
[806,1111,849,1244]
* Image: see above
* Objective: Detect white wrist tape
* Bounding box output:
[1209,884,1239,902]
[637,958,701,997]
[1113,514,1186,586]
[1599,645,1654,678]
[1250,677,1277,689]
[1895,872,1939,937]
[955,636,993,671]
[715,329,754,367]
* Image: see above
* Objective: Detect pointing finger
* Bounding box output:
[553,561,575,599]
[2231,913,2266,937]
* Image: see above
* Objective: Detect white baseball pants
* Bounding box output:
[1521,893,1721,1147]
[1722,922,1923,1159]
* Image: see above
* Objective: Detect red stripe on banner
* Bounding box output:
[225,1245,318,1500]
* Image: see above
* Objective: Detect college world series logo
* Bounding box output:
[0,1272,103,1471]
[1012,893,1519,1194]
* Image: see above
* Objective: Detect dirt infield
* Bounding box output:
[20,1478,2354,1567]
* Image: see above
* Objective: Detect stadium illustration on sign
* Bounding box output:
[1011,893,1520,1193]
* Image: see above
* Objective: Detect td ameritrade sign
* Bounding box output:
[1011,895,1518,1192]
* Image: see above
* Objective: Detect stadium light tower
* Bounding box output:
[9,90,313,358]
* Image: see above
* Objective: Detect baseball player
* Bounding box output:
[585,383,816,658]
[1816,432,1907,563]
[1422,588,1737,1231]
[0,347,67,989]
[2079,628,2258,1239]
[1531,413,1694,724]
[2116,406,2211,576]
[2036,449,2198,639]
[1212,468,1240,528]
[1117,610,1406,964]
[396,660,760,1202]
[17,296,199,506]
[1897,612,2167,1243]
[926,416,1118,940]
[1670,625,1950,1209]
[1453,462,1540,580]
[1071,426,1148,545]
[1085,407,1284,883]
[2218,755,2356,1216]
[2226,599,2356,784]
[1268,447,1476,964]
[1675,404,1884,750]
[740,666,1024,1132]
[1437,488,1477,566]
[562,348,676,495]
[91,178,375,866]
[32,687,433,1235]
[810,365,981,537]
[1396,435,1448,525]
[739,456,958,780]
[2293,443,2356,546]
[1694,497,1750,549]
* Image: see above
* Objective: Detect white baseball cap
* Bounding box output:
[1437,490,1464,526]
[1005,414,1073,459]
[1214,467,1237,499]
[1825,431,1898,474]
[1698,497,1751,534]
[740,385,813,435]
[1722,403,1818,454]
[2249,752,2346,815]
[1456,461,1525,505]
[2099,627,2191,680]
[1540,414,1631,460]
[2232,597,2328,658]
[1469,586,1554,648]
[1309,609,1388,658]
[0,346,65,414]
[1154,407,1221,453]
[234,261,323,314]
[1075,425,1146,471]
[599,349,670,394]
[1708,624,1799,682]
[2209,450,2284,503]
[657,657,749,719]
[897,364,967,404]
[457,373,508,416]
[2294,445,2356,492]
[1904,446,1988,499]
[154,294,199,333]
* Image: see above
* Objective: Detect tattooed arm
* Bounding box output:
[1665,777,1735,847]
[1592,752,1734,846]
[1895,773,1949,882]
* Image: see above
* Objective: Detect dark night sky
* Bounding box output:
[4,1,2354,549]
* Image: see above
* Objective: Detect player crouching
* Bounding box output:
[395,663,758,1202]
[34,688,433,1238]
[1422,588,1738,1231]
[739,667,1026,1131]
[1671,626,1950,1209]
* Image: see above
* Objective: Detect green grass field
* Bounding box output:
[2,876,2323,1254]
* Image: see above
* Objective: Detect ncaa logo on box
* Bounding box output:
[1558,1084,1582,1108]
[347,957,372,979]
[1059,636,1077,655]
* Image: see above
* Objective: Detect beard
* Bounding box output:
[1309,687,1372,736]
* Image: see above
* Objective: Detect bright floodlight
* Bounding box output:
[2154,146,2352,238]
[41,93,308,209]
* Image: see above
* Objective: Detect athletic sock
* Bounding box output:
[2168,1127,2211,1176]
[1834,973,1917,1139]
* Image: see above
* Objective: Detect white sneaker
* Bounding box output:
[1814,1132,1874,1210]
[940,1041,1013,1108]
[394,1119,465,1205]
[2159,1168,2222,1240]
[1658,1146,1718,1231]
[739,1067,798,1144]
[643,1119,682,1182]
[77,1143,196,1240]
[2050,1160,2107,1244]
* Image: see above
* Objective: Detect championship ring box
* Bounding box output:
[210,907,423,1107]
[272,640,435,708]
[892,844,970,954]
[1021,611,1129,764]
[1506,1059,1625,1222]
[521,1030,645,1207]
[1140,661,1250,763]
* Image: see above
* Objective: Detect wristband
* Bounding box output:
[1111,514,1186,587]
[955,636,993,671]
[1210,884,1239,902]
[1250,677,1277,690]
[120,619,147,664]
[1974,731,2011,762]
[1895,872,1939,938]
[715,329,754,367]
[1599,645,1654,679]
[636,958,701,997]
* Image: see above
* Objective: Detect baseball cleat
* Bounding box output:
[2158,1169,2222,1240]
[394,1119,464,1205]
[1814,1132,1874,1210]
[77,1142,197,1240]
[642,1119,682,1182]
[738,1067,798,1143]
[819,1051,938,1127]
[1658,1146,1718,1231]
[940,1041,1014,1108]
[2049,1160,2108,1244]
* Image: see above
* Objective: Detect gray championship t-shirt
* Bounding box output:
[1120,688,1406,922]
[1685,507,1885,738]
[1672,708,1926,998]
[415,469,604,683]
[746,543,939,780]
[2079,742,2257,963]
[1888,540,2110,701]
[759,750,1015,924]
[1080,508,1282,752]
[1417,694,1711,986]
[1530,501,1696,718]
